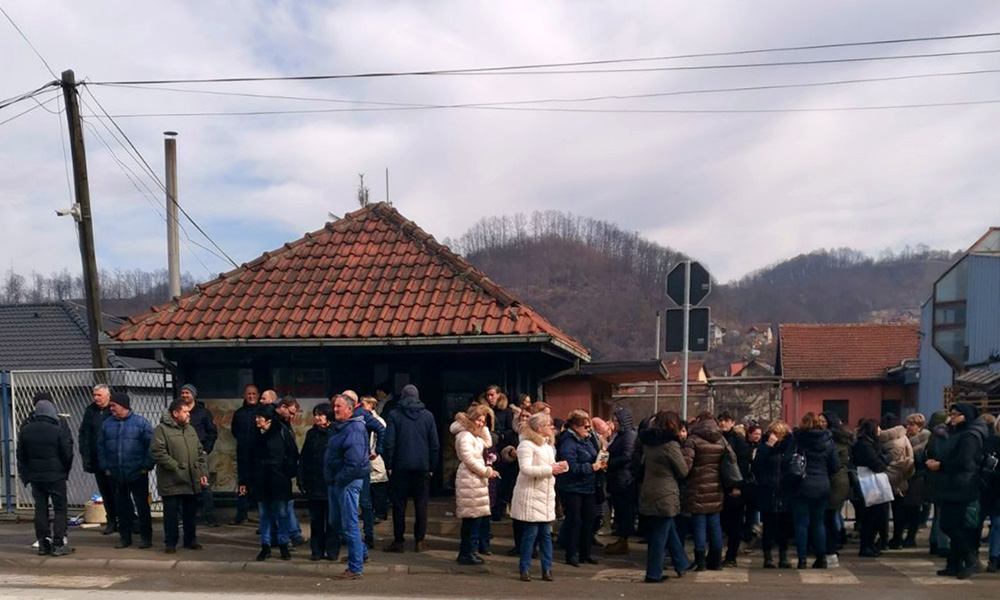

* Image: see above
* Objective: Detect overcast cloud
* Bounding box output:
[2,0,999,283]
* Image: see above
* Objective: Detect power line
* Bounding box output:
[0,4,57,79]
[0,93,58,126]
[0,81,59,112]
[93,67,1000,110]
[89,37,1000,85]
[80,84,239,268]
[79,115,216,276]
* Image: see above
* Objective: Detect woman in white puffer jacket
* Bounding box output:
[511,413,569,582]
[452,404,498,565]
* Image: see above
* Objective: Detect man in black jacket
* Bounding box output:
[18,395,74,556]
[927,402,989,580]
[230,384,259,524]
[79,384,117,535]
[605,406,637,555]
[180,384,218,527]
[382,384,439,553]
[719,411,751,566]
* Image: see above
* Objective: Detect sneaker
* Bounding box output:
[826,554,839,568]
[50,545,74,557]
[36,539,51,556]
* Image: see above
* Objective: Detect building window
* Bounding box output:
[822,400,849,425]
[933,259,968,366]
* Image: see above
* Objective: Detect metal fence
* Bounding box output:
[7,368,172,509]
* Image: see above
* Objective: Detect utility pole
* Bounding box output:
[164,131,181,298]
[654,310,661,413]
[681,261,691,421]
[61,69,107,369]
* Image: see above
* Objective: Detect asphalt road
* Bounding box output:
[0,550,996,600]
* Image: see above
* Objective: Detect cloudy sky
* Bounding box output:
[2,1,999,284]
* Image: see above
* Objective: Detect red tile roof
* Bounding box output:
[778,323,919,381]
[109,203,589,360]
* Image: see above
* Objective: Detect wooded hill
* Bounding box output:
[456,212,959,365]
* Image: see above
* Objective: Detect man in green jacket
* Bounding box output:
[151,398,208,553]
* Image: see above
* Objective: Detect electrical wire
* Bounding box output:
[80,84,239,268]
[89,42,1000,85]
[0,81,59,111]
[79,113,218,276]
[0,93,58,126]
[78,96,234,270]
[92,67,1000,110]
[0,3,58,79]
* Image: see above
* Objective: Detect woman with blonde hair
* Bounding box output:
[451,403,499,565]
[511,412,568,581]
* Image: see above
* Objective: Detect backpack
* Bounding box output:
[980,450,999,490]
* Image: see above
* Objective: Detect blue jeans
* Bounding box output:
[989,514,1000,558]
[258,500,291,547]
[645,516,689,581]
[360,477,374,543]
[267,500,300,541]
[691,512,723,553]
[478,517,491,553]
[520,522,553,573]
[792,497,827,560]
[459,516,487,559]
[331,479,365,574]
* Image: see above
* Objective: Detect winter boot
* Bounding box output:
[605,537,629,555]
[987,557,999,573]
[763,551,776,569]
[778,550,792,569]
[694,550,707,572]
[279,544,292,560]
[256,545,271,561]
[811,555,828,569]
[707,549,723,571]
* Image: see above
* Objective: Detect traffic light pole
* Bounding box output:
[681,260,691,422]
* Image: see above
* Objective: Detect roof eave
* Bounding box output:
[103,333,591,361]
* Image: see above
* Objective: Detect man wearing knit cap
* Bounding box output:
[98,392,155,549]
[17,393,74,556]
[382,384,439,553]
[180,384,219,527]
[926,402,989,579]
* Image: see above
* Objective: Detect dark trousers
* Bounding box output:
[390,470,429,543]
[857,501,889,553]
[31,480,68,545]
[459,516,487,559]
[760,510,792,554]
[93,470,118,525]
[199,484,215,524]
[307,498,337,558]
[722,494,746,560]
[360,477,374,543]
[372,482,389,520]
[610,489,636,537]
[940,501,979,569]
[892,502,922,544]
[162,494,197,548]
[824,507,841,555]
[562,491,596,560]
[114,476,152,544]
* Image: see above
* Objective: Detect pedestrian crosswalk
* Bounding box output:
[591,556,978,585]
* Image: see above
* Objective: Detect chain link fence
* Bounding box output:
[8,368,172,509]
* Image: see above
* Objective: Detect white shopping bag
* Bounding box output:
[856,466,894,507]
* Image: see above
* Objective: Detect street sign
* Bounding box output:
[666,261,711,307]
[665,307,710,353]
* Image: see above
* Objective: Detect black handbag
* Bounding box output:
[720,439,743,489]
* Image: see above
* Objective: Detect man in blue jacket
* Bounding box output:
[325,394,370,579]
[382,384,439,553]
[98,392,154,549]
[344,389,384,548]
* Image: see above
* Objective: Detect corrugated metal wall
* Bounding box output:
[918,297,953,416]
[966,254,1000,371]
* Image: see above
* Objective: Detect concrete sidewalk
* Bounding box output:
[0,511,638,579]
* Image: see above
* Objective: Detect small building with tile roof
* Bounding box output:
[776,323,920,425]
[105,203,590,491]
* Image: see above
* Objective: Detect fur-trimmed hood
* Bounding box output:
[450,413,493,446]
[519,425,553,447]
[879,424,907,444]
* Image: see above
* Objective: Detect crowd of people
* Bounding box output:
[15,381,1000,584]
